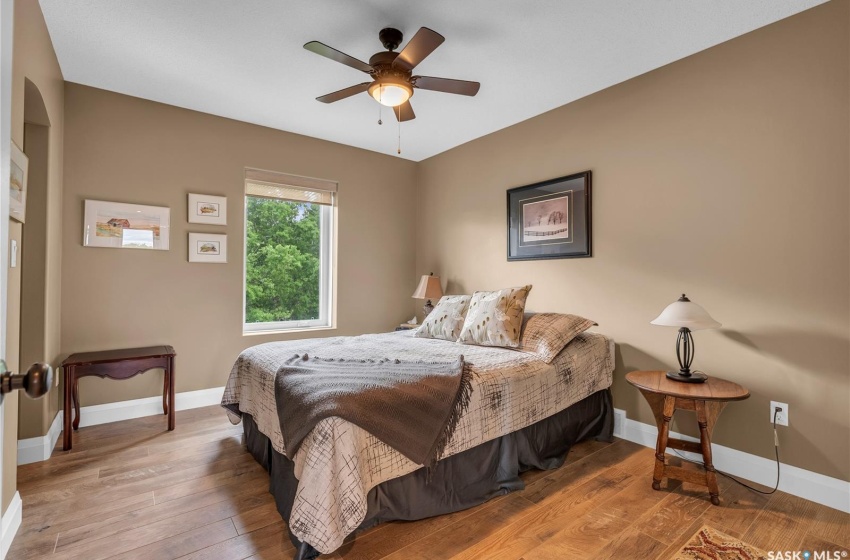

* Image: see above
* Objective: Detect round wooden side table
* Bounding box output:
[625,370,749,505]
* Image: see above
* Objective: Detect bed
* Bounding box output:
[222,327,614,559]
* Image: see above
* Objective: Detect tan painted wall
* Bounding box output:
[61,84,418,407]
[415,1,849,480]
[4,0,65,512]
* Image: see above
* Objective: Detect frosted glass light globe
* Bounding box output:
[369,82,412,107]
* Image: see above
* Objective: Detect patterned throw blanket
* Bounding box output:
[275,353,470,467]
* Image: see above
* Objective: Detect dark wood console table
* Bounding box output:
[61,345,176,450]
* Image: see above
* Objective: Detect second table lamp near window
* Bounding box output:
[412,273,443,318]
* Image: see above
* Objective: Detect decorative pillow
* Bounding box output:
[516,313,597,363]
[458,285,532,348]
[415,295,472,341]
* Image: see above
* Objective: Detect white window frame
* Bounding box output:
[242,170,336,335]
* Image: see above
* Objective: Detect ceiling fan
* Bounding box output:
[304,27,480,122]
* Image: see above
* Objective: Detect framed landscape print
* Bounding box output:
[188,233,227,263]
[188,193,227,225]
[507,171,591,261]
[9,141,28,223]
[83,200,170,250]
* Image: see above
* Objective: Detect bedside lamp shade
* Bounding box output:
[412,274,443,300]
[651,296,721,331]
[412,273,443,317]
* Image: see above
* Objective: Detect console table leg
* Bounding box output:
[167,356,175,431]
[72,379,81,431]
[63,367,73,450]
[162,368,169,416]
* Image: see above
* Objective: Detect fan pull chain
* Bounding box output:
[378,90,383,125]
[397,106,401,155]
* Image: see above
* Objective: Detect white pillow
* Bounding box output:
[457,285,532,348]
[415,295,472,341]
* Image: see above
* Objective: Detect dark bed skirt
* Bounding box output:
[242,388,613,559]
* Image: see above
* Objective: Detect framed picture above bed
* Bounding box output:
[506,170,591,261]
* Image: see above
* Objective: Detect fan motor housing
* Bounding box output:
[369,51,412,85]
[368,51,399,69]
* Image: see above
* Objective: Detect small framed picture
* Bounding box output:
[83,200,170,250]
[188,193,227,225]
[507,171,592,260]
[10,141,28,223]
[188,233,227,263]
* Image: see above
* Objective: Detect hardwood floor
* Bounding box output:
[9,406,848,559]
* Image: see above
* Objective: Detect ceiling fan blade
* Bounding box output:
[414,76,480,96]
[392,27,445,72]
[392,101,415,122]
[316,82,372,103]
[304,41,373,73]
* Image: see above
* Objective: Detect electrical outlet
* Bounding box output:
[770,401,789,426]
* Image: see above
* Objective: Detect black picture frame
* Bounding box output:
[506,171,592,261]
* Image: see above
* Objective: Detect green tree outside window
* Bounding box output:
[245,197,321,323]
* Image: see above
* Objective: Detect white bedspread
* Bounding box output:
[222,329,613,553]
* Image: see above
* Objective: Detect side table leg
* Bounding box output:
[63,367,73,450]
[72,380,81,431]
[696,400,725,505]
[652,396,676,491]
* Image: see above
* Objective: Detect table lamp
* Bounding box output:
[650,294,721,383]
[412,273,443,317]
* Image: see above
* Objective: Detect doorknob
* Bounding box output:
[0,360,53,401]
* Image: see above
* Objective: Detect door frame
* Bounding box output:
[0,0,15,547]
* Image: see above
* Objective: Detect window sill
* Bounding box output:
[242,325,336,337]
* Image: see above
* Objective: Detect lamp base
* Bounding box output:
[666,370,708,383]
[423,300,435,317]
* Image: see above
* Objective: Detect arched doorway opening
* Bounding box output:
[16,78,54,448]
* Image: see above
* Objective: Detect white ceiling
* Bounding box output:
[40,0,825,162]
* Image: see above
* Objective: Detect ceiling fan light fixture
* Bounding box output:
[368,79,412,108]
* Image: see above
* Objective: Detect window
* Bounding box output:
[243,169,336,333]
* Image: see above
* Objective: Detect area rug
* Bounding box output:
[671,526,768,560]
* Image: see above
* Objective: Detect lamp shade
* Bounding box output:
[650,294,721,331]
[412,274,443,300]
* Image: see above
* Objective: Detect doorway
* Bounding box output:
[16,79,54,448]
